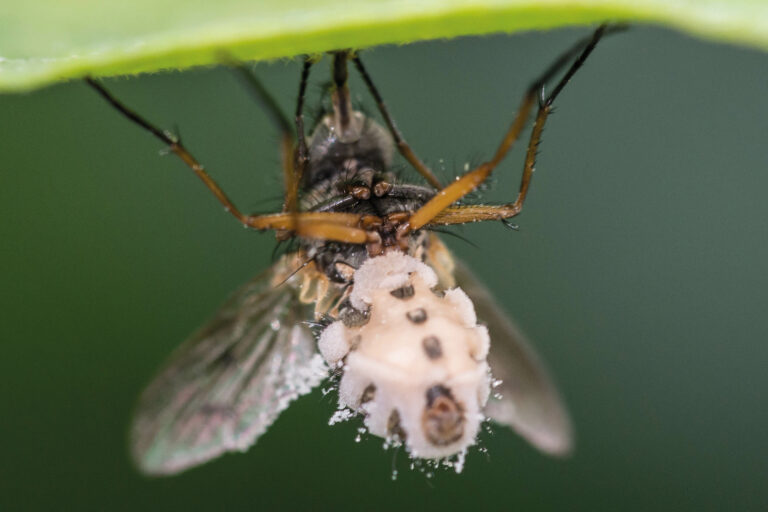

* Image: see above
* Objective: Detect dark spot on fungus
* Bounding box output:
[387,409,407,441]
[422,385,465,446]
[360,383,376,405]
[406,308,427,324]
[422,336,443,359]
[390,284,415,300]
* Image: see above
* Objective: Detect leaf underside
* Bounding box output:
[1,0,766,92]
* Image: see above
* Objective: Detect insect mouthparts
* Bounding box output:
[318,252,492,459]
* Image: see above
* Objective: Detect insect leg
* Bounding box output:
[422,205,526,225]
[86,75,376,245]
[229,61,293,137]
[408,25,612,231]
[285,57,314,214]
[352,54,443,190]
[227,61,297,210]
[248,211,366,229]
[331,51,354,137]
[245,211,377,244]
[86,77,251,224]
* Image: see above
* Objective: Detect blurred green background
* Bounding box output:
[1,25,767,511]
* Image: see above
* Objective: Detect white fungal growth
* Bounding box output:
[348,251,438,311]
[318,252,492,459]
[328,408,354,425]
[317,321,348,365]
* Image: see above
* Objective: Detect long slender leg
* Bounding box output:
[352,54,443,190]
[408,25,611,231]
[229,62,293,136]
[85,77,377,245]
[248,211,369,229]
[228,61,297,206]
[426,205,527,225]
[246,211,375,243]
[285,57,313,214]
[272,56,315,242]
[331,51,353,137]
[86,77,253,223]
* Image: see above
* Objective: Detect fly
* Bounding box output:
[86,25,615,476]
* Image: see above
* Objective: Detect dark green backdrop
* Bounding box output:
[1,25,766,511]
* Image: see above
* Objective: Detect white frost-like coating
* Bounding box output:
[349,251,438,311]
[317,321,348,365]
[320,253,492,460]
[472,324,491,362]
[443,287,477,328]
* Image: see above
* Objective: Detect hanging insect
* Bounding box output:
[86,25,612,476]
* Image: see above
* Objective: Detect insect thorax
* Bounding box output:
[303,111,394,189]
[299,110,435,282]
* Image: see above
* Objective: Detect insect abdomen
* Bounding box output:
[319,252,491,459]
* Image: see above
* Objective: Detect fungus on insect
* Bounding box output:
[84,24,618,476]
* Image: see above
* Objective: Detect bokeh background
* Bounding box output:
[1,24,767,511]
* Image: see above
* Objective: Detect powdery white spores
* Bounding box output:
[318,252,491,459]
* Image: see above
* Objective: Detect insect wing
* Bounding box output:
[453,261,573,456]
[130,266,328,476]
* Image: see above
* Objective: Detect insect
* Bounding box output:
[86,25,612,476]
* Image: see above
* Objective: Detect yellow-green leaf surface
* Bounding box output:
[1,0,766,92]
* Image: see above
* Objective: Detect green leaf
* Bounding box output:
[1,0,767,92]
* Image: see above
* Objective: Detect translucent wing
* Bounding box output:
[130,265,328,476]
[453,261,573,456]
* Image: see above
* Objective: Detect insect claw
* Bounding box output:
[501,219,519,231]
[162,129,179,144]
[173,124,182,143]
[538,84,548,108]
